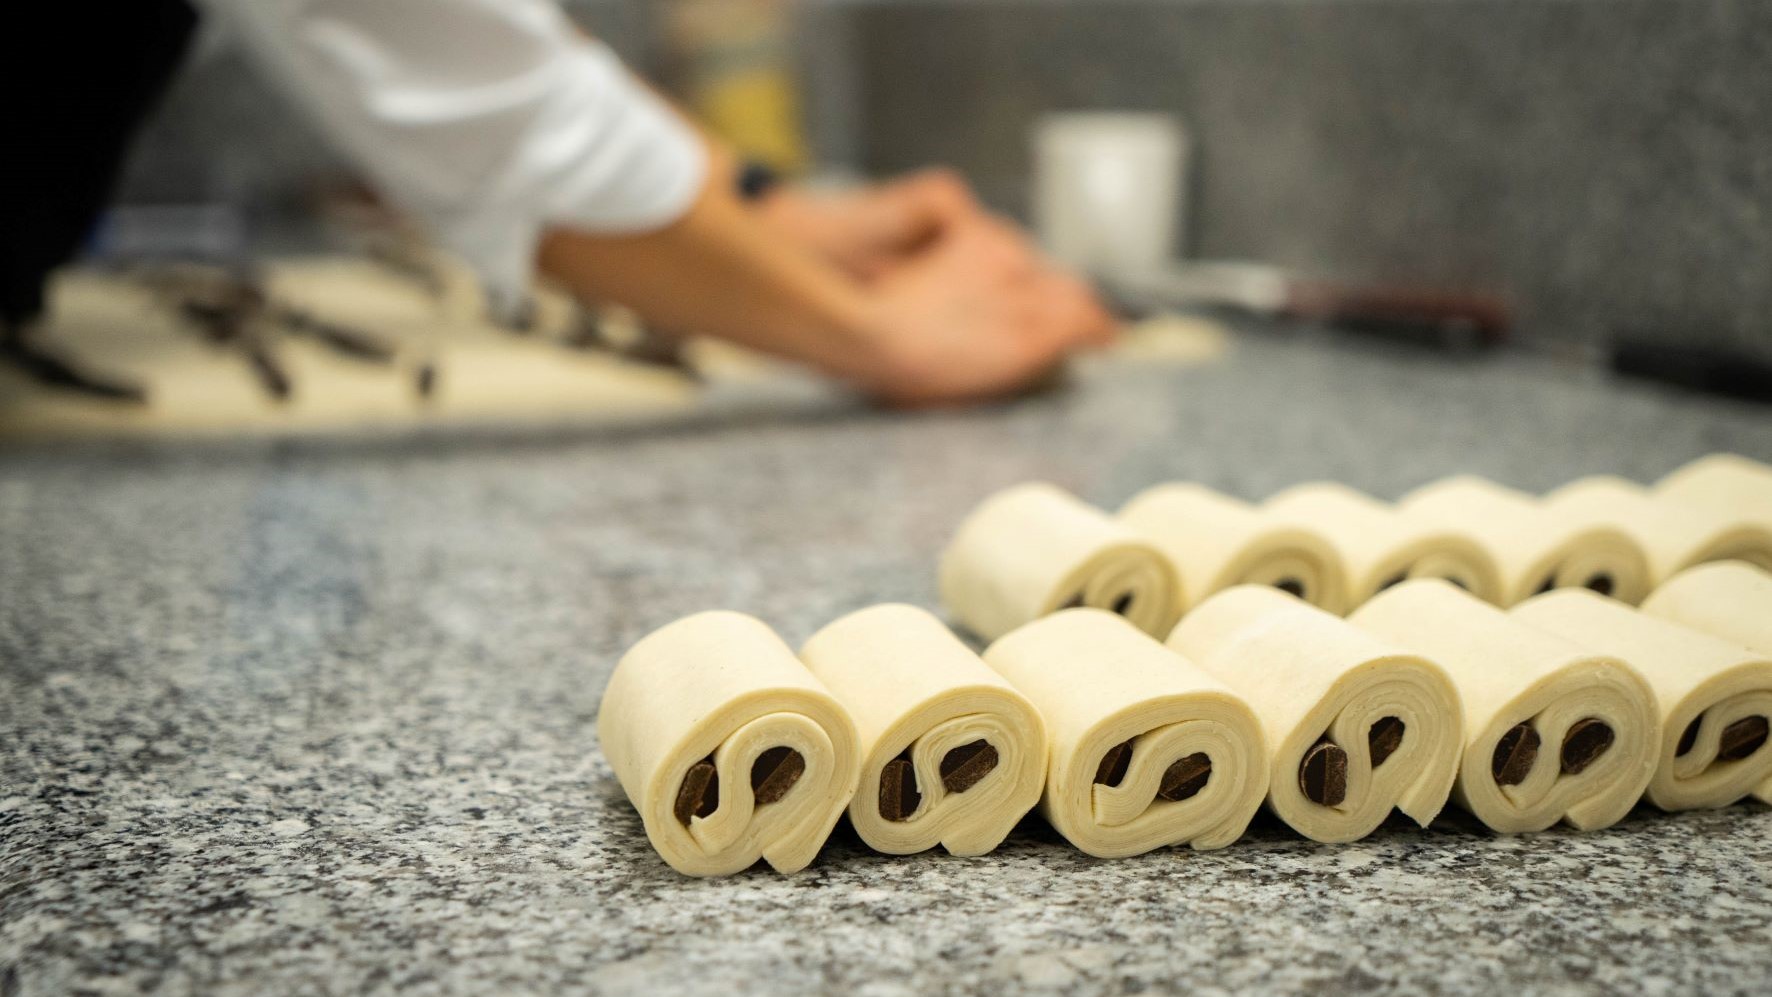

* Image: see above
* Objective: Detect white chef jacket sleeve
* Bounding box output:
[196,0,709,308]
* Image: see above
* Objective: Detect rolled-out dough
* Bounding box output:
[1119,483,1347,616]
[981,609,1268,858]
[1167,586,1463,843]
[940,483,1181,641]
[1350,581,1657,833]
[597,611,860,876]
[1264,482,1503,606]
[1640,560,1772,657]
[798,604,1046,856]
[1398,476,1651,606]
[1512,590,1772,811]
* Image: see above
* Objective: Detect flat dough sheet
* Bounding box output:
[598,611,860,876]
[1350,581,1657,833]
[1167,586,1463,843]
[981,609,1268,858]
[799,604,1046,856]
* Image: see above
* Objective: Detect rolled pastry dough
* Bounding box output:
[1654,453,1772,535]
[1167,586,1463,843]
[1512,590,1772,810]
[940,482,1181,641]
[798,604,1046,856]
[981,609,1268,858]
[1119,483,1347,615]
[1349,581,1658,833]
[1543,476,1772,584]
[598,611,861,876]
[1640,560,1772,657]
[1264,481,1503,606]
[1398,476,1651,606]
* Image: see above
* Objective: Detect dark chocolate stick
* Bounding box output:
[1559,718,1615,775]
[1300,737,1348,807]
[878,752,921,821]
[1094,739,1134,788]
[750,747,804,805]
[1491,723,1540,786]
[939,740,999,794]
[1156,753,1212,802]
[673,757,719,825]
[1717,716,1770,761]
[1368,716,1406,767]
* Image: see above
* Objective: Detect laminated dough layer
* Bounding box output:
[1654,454,1772,535]
[1641,560,1772,658]
[1512,590,1772,811]
[1544,476,1772,585]
[1349,581,1658,833]
[799,604,1046,856]
[1398,476,1651,606]
[597,611,861,876]
[981,609,1268,858]
[1119,483,1347,615]
[1264,482,1503,606]
[940,482,1182,641]
[1167,586,1463,843]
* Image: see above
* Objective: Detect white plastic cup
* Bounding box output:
[1032,113,1188,280]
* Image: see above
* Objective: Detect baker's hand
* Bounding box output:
[753,168,980,281]
[849,214,1118,406]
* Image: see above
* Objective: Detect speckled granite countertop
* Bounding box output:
[5,328,1772,995]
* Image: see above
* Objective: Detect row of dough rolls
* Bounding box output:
[1263,482,1503,606]
[597,611,861,877]
[1513,583,1772,811]
[982,609,1269,857]
[1398,476,1652,606]
[1119,483,1346,615]
[940,483,1182,641]
[800,604,1046,856]
[1167,586,1464,843]
[1348,581,1658,833]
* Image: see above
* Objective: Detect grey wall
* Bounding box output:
[824,0,1772,356]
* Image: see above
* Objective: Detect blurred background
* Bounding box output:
[110,0,1772,360]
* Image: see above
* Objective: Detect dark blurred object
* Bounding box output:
[1,0,198,328]
[0,321,146,403]
[1113,261,1509,350]
[1608,336,1772,404]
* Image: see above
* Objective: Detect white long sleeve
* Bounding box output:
[198,0,708,306]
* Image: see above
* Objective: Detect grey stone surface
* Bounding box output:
[835,0,1772,359]
[5,329,1772,995]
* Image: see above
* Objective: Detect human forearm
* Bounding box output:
[535,150,886,382]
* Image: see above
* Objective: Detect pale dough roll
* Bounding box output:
[981,609,1268,858]
[939,482,1181,641]
[1398,476,1651,606]
[597,611,861,876]
[1641,560,1772,657]
[1654,453,1772,533]
[1349,581,1658,833]
[1263,481,1503,606]
[1118,483,1347,615]
[1544,476,1772,584]
[798,604,1046,857]
[1167,586,1463,843]
[1512,590,1772,811]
